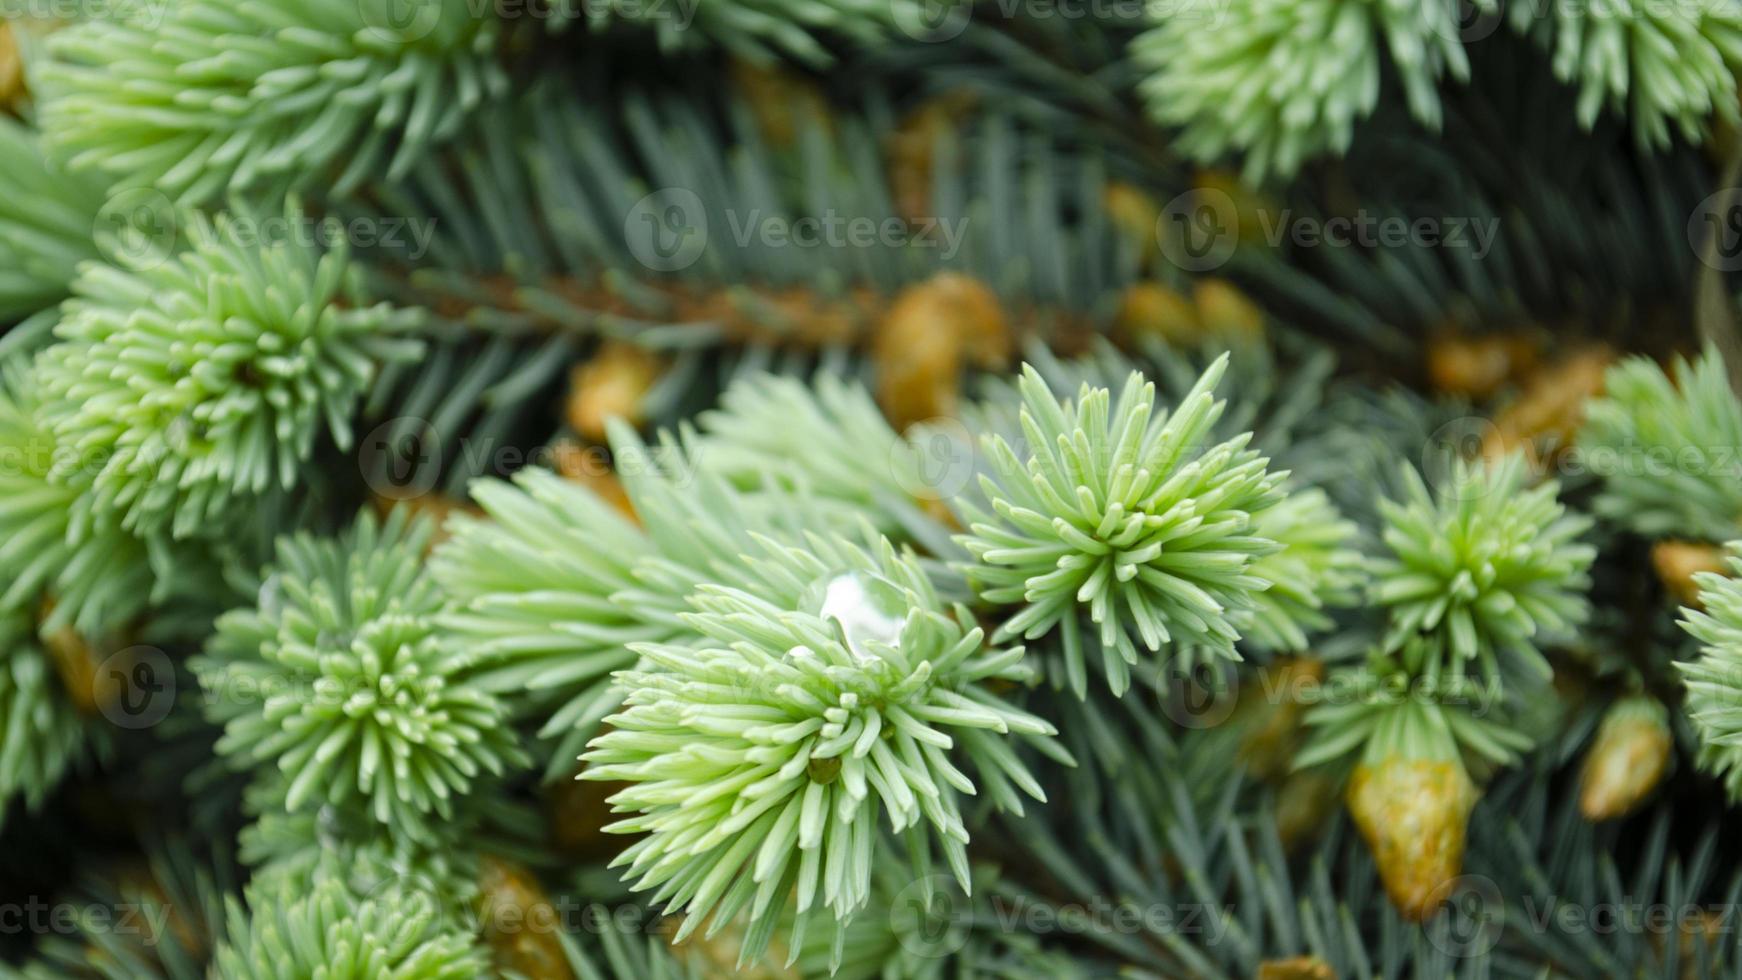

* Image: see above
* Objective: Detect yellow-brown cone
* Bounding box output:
[1347,757,1478,920]
[1275,768,1341,853]
[1578,698,1671,821]
[1480,344,1613,467]
[1237,657,1325,782]
[872,272,1008,429]
[551,440,639,524]
[476,855,575,980]
[667,918,798,980]
[887,93,979,225]
[1257,956,1336,980]
[1114,281,1199,346]
[1102,181,1161,262]
[38,596,134,717]
[1427,330,1537,400]
[0,24,21,109]
[369,491,475,551]
[110,860,208,959]
[565,341,664,443]
[729,59,830,150]
[1192,278,1266,341]
[1193,169,1278,246]
[1652,539,1728,608]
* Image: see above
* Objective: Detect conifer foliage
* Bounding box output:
[0,1,1740,978]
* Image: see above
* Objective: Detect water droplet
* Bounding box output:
[257,573,284,620]
[813,570,909,664]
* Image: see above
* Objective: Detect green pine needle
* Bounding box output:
[0,117,104,321]
[210,875,487,980]
[1240,483,1365,654]
[434,422,835,779]
[0,612,89,827]
[1512,0,1742,149]
[35,206,423,540]
[1580,347,1742,542]
[582,531,1057,966]
[697,371,929,532]
[1678,544,1742,802]
[1134,0,1480,180]
[431,462,656,782]
[240,798,483,935]
[37,0,507,204]
[194,508,528,835]
[959,356,1286,697]
[0,357,153,637]
[1371,454,1593,679]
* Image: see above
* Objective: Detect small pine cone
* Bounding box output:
[1192,278,1265,340]
[872,272,1008,429]
[1427,330,1538,400]
[0,24,20,109]
[370,492,475,551]
[476,855,575,980]
[566,341,664,443]
[38,597,128,717]
[711,285,880,348]
[112,860,208,958]
[1347,757,1478,920]
[1102,181,1161,262]
[1661,908,1730,980]
[548,768,635,861]
[1194,169,1278,246]
[1653,539,1728,608]
[552,441,638,523]
[729,59,830,150]
[1481,344,1613,465]
[1114,279,1264,349]
[1237,657,1325,782]
[668,918,798,980]
[887,93,978,224]
[1578,697,1671,821]
[1274,768,1340,853]
[1115,281,1199,346]
[1257,956,1336,980]
[40,624,101,716]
